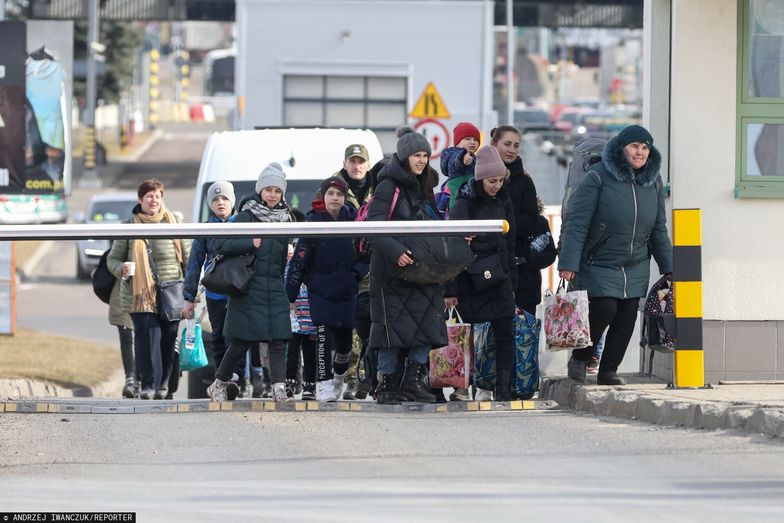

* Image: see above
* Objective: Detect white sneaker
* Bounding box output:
[317,380,338,402]
[207,379,228,402]
[271,382,292,403]
[475,388,492,401]
[332,372,346,399]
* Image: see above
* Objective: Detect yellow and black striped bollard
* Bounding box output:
[672,208,705,388]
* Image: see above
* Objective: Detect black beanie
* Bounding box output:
[617,125,653,148]
[396,130,431,159]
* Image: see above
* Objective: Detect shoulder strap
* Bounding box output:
[387,186,401,220]
[145,240,160,283]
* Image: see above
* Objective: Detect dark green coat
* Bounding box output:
[558,135,673,299]
[214,194,292,342]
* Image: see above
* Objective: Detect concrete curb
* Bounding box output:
[541,377,784,438]
[0,368,124,401]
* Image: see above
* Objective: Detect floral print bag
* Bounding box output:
[543,281,591,351]
[429,308,473,389]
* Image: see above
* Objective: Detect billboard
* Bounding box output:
[0,21,27,191]
[0,20,73,196]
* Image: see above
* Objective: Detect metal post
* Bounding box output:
[80,0,101,188]
[506,0,515,125]
[0,0,6,21]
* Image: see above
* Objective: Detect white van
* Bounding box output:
[192,128,384,222]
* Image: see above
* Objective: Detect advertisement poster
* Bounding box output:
[0,21,27,191]
[24,20,74,195]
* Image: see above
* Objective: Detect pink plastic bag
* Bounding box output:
[429,308,472,389]
[543,282,591,351]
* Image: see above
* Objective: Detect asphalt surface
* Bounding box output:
[1,410,783,521]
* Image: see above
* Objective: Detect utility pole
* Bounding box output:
[506,0,515,125]
[80,0,103,188]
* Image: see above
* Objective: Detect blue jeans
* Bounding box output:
[378,346,430,374]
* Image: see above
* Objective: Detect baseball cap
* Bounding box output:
[344,144,369,162]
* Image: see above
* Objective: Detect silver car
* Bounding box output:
[74,192,138,280]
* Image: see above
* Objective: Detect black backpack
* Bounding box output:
[92,249,115,304]
[559,138,606,242]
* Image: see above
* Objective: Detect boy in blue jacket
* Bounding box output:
[435,122,481,217]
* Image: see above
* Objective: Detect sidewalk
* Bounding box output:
[540,375,784,438]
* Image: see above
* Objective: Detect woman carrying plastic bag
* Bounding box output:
[558,125,673,385]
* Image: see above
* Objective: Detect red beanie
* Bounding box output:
[453,122,481,147]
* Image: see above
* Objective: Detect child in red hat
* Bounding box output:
[435,122,481,218]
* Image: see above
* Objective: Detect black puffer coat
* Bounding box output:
[445,178,517,323]
[505,157,542,300]
[366,155,447,350]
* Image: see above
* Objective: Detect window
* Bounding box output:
[283,75,407,153]
[737,0,784,196]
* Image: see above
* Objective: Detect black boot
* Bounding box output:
[397,360,436,403]
[376,372,402,405]
[494,369,512,401]
[597,371,626,386]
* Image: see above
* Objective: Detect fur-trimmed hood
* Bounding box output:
[602,134,662,188]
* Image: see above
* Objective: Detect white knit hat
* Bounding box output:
[255,162,287,195]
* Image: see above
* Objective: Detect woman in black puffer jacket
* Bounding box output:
[367,130,447,405]
[445,145,517,400]
[490,125,544,310]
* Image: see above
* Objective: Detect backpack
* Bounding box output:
[355,186,400,262]
[92,249,115,304]
[558,138,607,252]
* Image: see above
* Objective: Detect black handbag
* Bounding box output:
[146,244,185,322]
[466,254,506,292]
[392,236,475,285]
[201,252,256,297]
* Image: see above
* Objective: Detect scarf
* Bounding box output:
[130,206,183,312]
[241,199,292,223]
[343,171,370,205]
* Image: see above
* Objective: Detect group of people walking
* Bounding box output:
[104,119,672,404]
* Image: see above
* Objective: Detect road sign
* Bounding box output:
[413,118,450,160]
[410,82,451,119]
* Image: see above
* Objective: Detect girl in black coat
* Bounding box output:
[490,125,546,311]
[367,130,447,405]
[285,178,368,402]
[445,145,518,400]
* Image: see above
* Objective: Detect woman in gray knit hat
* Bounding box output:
[207,162,296,402]
[365,128,447,405]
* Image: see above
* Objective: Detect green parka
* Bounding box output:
[107,206,191,314]
[558,135,673,299]
[214,194,292,342]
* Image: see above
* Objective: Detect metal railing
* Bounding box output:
[0,220,508,241]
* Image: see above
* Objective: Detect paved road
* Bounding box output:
[1,410,783,521]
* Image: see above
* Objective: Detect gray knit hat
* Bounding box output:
[396,130,431,160]
[207,181,236,209]
[255,162,287,195]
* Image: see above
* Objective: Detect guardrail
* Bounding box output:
[0,220,508,241]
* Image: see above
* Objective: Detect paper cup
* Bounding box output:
[123,261,136,278]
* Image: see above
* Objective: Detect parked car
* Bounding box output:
[514,108,554,134]
[73,192,137,280]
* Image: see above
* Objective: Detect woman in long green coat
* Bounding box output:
[207,162,293,403]
[558,125,672,386]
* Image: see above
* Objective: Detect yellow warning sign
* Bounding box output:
[410,82,451,119]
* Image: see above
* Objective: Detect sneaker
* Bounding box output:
[343,380,358,400]
[302,382,316,400]
[354,381,372,400]
[449,388,470,401]
[332,372,346,400]
[272,382,292,402]
[207,379,228,402]
[285,378,297,399]
[568,358,587,383]
[474,388,492,401]
[139,388,154,400]
[122,379,136,399]
[153,388,167,400]
[226,381,240,401]
[586,357,599,376]
[317,380,338,402]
